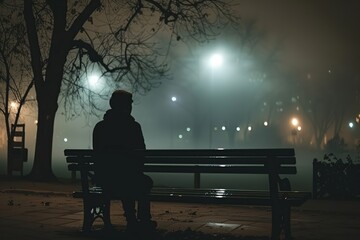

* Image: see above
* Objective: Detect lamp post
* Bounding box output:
[170,96,177,148]
[208,53,223,148]
[87,74,101,148]
[291,117,301,145]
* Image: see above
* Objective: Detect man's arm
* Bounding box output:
[93,122,104,151]
[134,122,146,150]
[134,122,146,171]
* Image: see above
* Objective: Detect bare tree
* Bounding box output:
[0,6,35,174]
[1,0,238,180]
[297,70,358,149]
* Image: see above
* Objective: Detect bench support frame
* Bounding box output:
[65,148,310,240]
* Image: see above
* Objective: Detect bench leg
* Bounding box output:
[271,204,292,240]
[103,200,112,229]
[282,205,292,240]
[82,202,93,232]
[271,204,282,240]
[81,199,111,232]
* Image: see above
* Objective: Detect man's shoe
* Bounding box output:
[139,220,157,232]
[125,220,139,234]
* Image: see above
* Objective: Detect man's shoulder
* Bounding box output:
[93,120,106,132]
[94,120,105,127]
[134,120,142,126]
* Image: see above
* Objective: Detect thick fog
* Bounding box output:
[1,0,359,192]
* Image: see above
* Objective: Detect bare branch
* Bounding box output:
[66,0,101,40]
[24,0,45,90]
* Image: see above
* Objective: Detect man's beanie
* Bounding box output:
[109,90,133,109]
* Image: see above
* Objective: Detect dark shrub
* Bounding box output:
[313,154,360,199]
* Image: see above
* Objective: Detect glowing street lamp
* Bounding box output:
[88,73,104,91]
[89,74,99,87]
[209,53,223,68]
[290,117,302,145]
[10,101,19,111]
[291,118,299,127]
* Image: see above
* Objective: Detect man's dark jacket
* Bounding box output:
[92,109,146,195]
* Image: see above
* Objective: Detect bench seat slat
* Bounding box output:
[72,187,311,206]
[149,194,308,206]
[150,188,311,200]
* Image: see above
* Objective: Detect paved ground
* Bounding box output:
[0,178,360,239]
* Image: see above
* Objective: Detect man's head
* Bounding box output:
[109,90,133,113]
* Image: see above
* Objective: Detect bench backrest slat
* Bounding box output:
[67,156,295,165]
[144,157,295,165]
[143,165,297,174]
[67,163,296,174]
[65,148,295,157]
[65,149,296,165]
[145,148,295,156]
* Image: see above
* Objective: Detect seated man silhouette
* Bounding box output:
[93,90,156,233]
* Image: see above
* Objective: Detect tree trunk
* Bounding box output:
[28,60,64,182]
[28,100,58,181]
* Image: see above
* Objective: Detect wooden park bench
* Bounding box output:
[65,148,311,240]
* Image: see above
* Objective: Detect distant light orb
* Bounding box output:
[248,126,252,131]
[171,96,177,102]
[186,127,191,132]
[236,127,240,132]
[297,126,302,131]
[178,134,183,139]
[264,121,268,126]
[221,126,226,131]
[34,120,38,125]
[349,122,354,128]
[10,101,18,110]
[64,138,68,142]
[210,54,223,68]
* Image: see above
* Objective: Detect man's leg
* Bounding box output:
[137,195,151,221]
[121,198,137,231]
[137,175,157,230]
